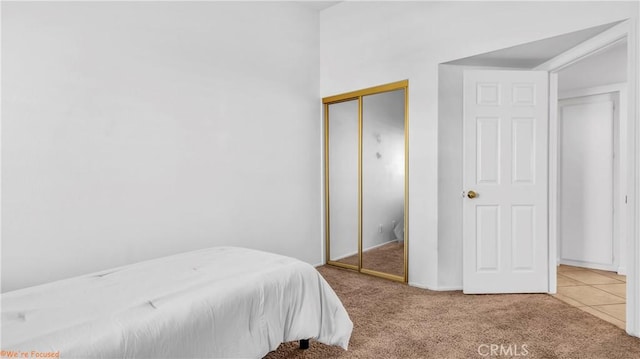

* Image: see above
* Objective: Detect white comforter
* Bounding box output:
[1,247,353,358]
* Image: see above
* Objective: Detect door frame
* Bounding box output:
[534,19,639,335]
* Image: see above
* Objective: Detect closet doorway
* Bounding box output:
[323,80,409,283]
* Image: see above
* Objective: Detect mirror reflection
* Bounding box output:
[361,89,405,277]
[327,99,359,267]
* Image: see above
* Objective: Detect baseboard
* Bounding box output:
[331,250,358,262]
[618,265,627,275]
[408,282,434,290]
[408,282,462,291]
[434,285,463,291]
[364,239,401,252]
[559,258,617,272]
[331,239,400,262]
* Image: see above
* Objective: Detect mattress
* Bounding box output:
[1,247,353,358]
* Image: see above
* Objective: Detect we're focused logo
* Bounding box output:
[477,344,529,357]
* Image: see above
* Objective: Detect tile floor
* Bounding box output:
[553,265,626,329]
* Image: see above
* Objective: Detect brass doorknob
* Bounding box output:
[467,190,478,199]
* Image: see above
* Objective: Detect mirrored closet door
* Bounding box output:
[324,81,408,283]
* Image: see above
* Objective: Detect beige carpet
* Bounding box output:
[336,241,404,277]
[265,266,640,358]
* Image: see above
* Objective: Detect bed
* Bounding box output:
[1,247,353,358]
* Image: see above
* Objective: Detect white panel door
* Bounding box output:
[463,70,549,294]
[559,93,616,269]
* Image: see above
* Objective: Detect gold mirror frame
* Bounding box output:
[323,80,409,283]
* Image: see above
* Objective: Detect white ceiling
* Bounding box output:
[558,38,627,92]
[445,21,622,68]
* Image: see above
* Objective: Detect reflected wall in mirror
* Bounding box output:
[324,80,408,282]
[361,89,405,278]
[327,99,359,268]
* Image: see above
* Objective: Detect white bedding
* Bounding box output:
[1,247,353,358]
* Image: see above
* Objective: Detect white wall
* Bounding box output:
[320,1,638,289]
[437,64,465,289]
[1,2,321,292]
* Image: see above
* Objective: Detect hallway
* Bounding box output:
[553,265,626,329]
